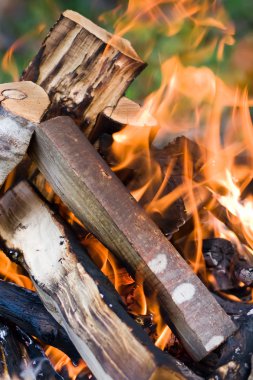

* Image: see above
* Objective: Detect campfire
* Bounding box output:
[0,2,252,380]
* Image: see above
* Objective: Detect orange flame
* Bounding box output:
[2,23,45,81]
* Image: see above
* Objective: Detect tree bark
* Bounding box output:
[0,181,202,380]
[0,81,49,188]
[27,116,236,361]
[22,10,146,138]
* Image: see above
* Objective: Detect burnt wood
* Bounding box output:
[27,116,236,361]
[0,279,79,361]
[15,327,63,380]
[0,181,202,380]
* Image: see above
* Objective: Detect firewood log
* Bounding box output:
[22,10,146,138]
[27,116,236,361]
[91,96,157,144]
[0,279,79,361]
[0,81,49,189]
[0,181,202,380]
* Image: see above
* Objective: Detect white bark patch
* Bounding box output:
[148,253,168,274]
[172,283,195,304]
[247,309,253,316]
[0,116,34,185]
[205,336,224,351]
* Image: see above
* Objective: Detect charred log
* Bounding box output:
[0,279,79,361]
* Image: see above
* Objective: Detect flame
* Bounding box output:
[2,23,45,81]
[0,250,34,290]
[0,0,252,376]
[45,347,88,380]
[106,0,253,304]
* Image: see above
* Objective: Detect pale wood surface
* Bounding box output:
[0,81,49,188]
[22,10,146,138]
[0,81,49,123]
[28,116,236,361]
[0,181,201,380]
[102,97,156,127]
[91,96,157,143]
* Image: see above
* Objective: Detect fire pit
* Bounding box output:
[0,3,252,380]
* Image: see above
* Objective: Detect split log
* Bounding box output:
[22,10,146,138]
[91,97,157,144]
[28,116,236,361]
[0,321,29,380]
[0,181,202,380]
[0,81,49,188]
[0,279,79,361]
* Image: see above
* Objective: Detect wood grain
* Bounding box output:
[28,116,236,361]
[22,10,146,138]
[0,181,201,380]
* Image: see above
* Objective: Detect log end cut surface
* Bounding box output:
[0,81,49,123]
[63,10,143,62]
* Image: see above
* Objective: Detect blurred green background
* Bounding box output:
[0,0,252,100]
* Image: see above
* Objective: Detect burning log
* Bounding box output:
[152,136,253,249]
[0,181,202,380]
[91,97,157,144]
[206,198,252,248]
[0,81,49,189]
[0,279,79,360]
[22,10,146,138]
[28,116,236,361]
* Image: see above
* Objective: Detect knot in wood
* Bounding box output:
[1,89,27,100]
